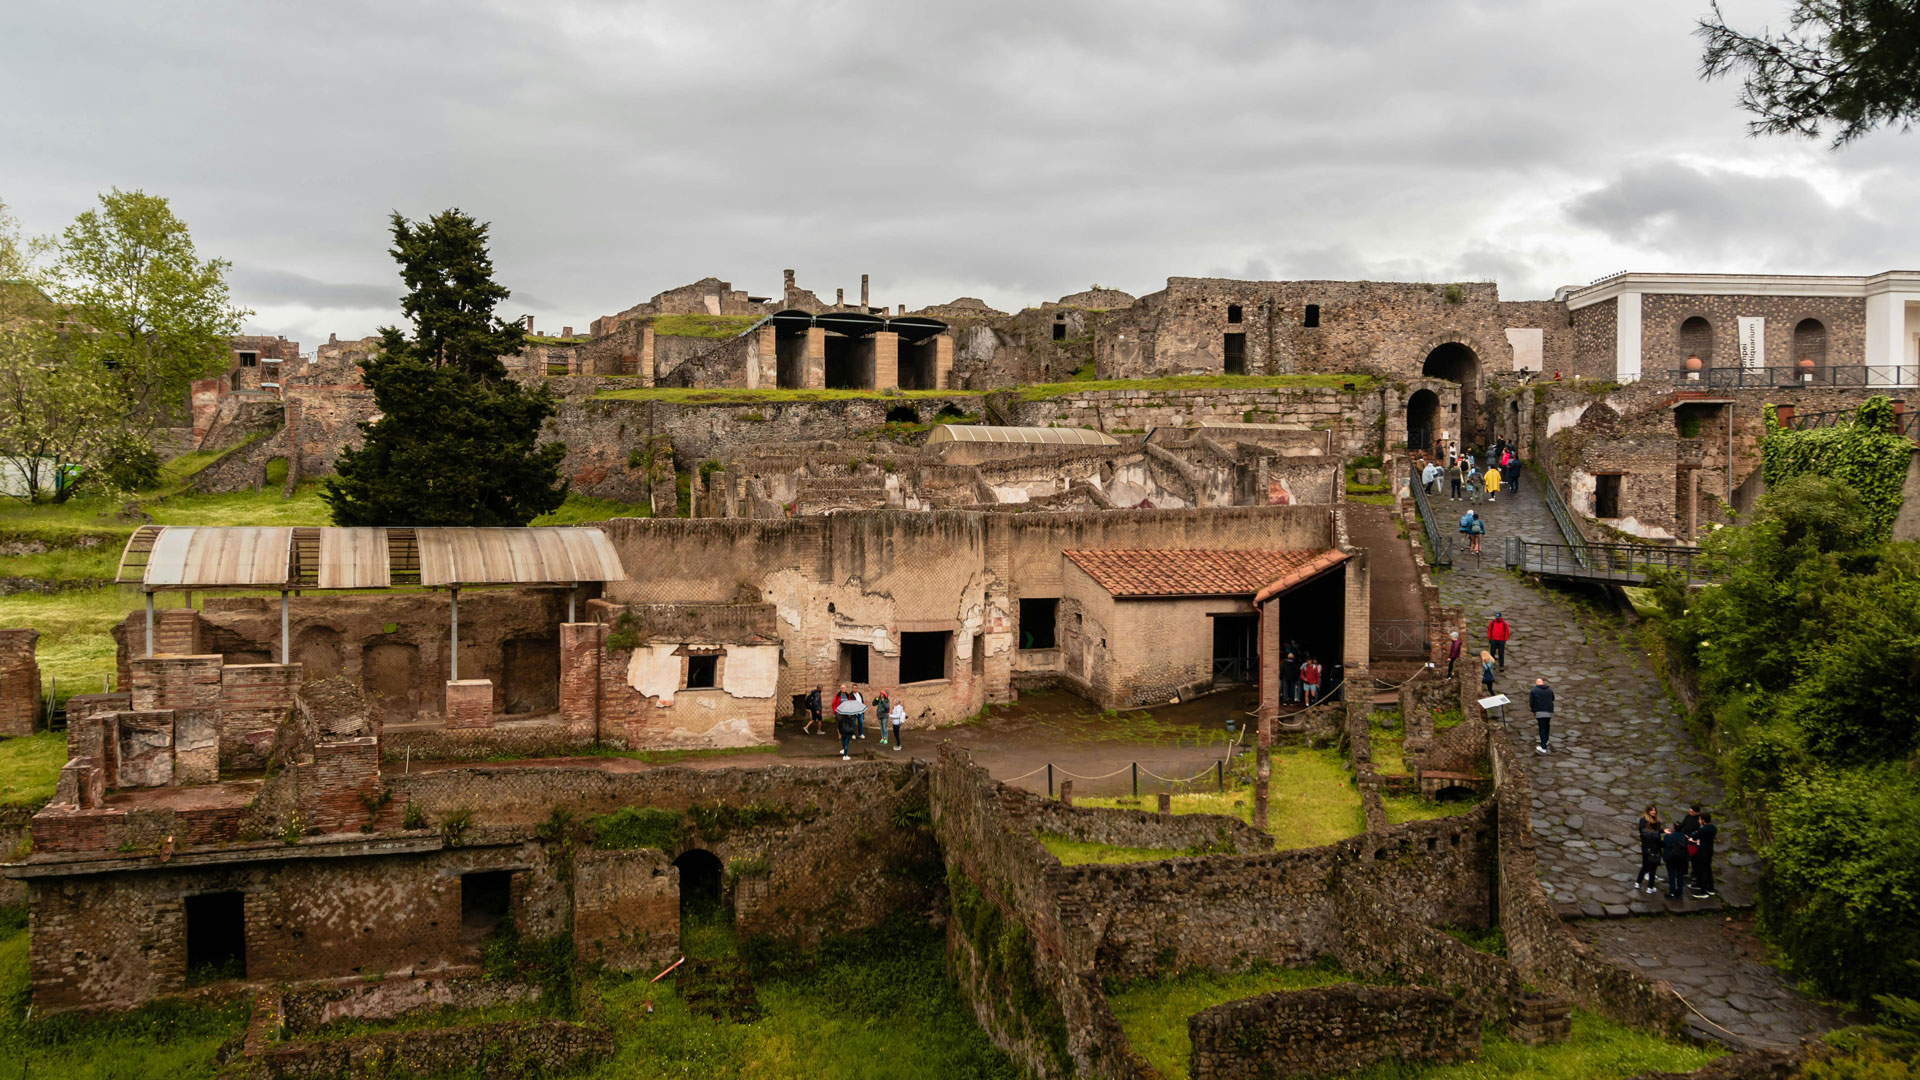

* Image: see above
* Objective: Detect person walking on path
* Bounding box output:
[1480,650,1497,696]
[1506,456,1522,494]
[1460,509,1485,554]
[1485,464,1502,502]
[803,685,824,734]
[1689,811,1718,899]
[889,698,906,750]
[1446,631,1462,678]
[1301,656,1323,705]
[1662,823,1691,900]
[835,698,859,759]
[1635,806,1664,894]
[1422,459,1442,494]
[1447,459,1463,500]
[1529,676,1555,753]
[852,688,867,739]
[1487,612,1511,670]
[1466,467,1484,504]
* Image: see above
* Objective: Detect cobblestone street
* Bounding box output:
[1429,468,1839,1049]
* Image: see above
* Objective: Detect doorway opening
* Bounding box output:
[900,631,951,683]
[1406,389,1440,453]
[674,848,727,947]
[1594,474,1623,519]
[1019,598,1058,650]
[460,870,513,946]
[1421,343,1481,444]
[1223,333,1247,375]
[1211,614,1257,685]
[839,642,869,684]
[775,326,809,388]
[185,891,247,984]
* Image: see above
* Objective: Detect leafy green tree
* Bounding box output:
[1699,1,1920,145]
[47,189,248,429]
[323,210,566,526]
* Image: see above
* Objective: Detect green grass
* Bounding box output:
[1342,1010,1722,1080]
[648,314,765,340]
[0,586,148,701]
[530,494,653,525]
[594,385,983,405]
[1076,746,1363,851]
[1370,711,1408,776]
[1010,372,1376,401]
[0,731,65,808]
[1107,964,1361,1080]
[1381,792,1480,825]
[1037,833,1190,865]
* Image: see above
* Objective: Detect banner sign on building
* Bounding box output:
[1738,316,1765,369]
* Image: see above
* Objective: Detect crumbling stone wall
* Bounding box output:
[1188,984,1480,1080]
[249,1018,608,1080]
[998,384,1385,455]
[0,628,39,737]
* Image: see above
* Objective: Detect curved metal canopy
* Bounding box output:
[116,525,626,591]
[926,425,1119,447]
[765,309,949,340]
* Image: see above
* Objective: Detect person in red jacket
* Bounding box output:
[1487,612,1511,670]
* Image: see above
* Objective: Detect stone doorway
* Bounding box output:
[362,639,419,722]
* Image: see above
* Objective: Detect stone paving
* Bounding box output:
[1429,471,1839,1048]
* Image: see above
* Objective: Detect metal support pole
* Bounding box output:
[144,591,155,657]
[1132,762,1139,799]
[567,585,576,624]
[1047,763,1054,799]
[1216,759,1224,792]
[450,587,460,682]
[280,590,290,664]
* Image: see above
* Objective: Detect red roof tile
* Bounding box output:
[1064,549,1347,599]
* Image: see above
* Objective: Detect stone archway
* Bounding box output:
[1420,336,1485,446]
[1406,389,1441,454]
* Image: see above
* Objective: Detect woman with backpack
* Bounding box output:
[1459,509,1485,554]
[1480,650,1497,696]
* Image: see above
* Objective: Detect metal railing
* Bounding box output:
[1212,657,1255,685]
[1667,364,1920,389]
[1536,471,1591,567]
[1407,466,1453,566]
[1370,619,1431,658]
[1783,405,1920,441]
[1506,538,1716,584]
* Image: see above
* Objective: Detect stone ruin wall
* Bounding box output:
[1188,985,1480,1080]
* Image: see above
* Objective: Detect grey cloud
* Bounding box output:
[230,267,397,311]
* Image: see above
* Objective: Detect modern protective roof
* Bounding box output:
[1065,549,1347,599]
[116,526,625,591]
[926,425,1119,447]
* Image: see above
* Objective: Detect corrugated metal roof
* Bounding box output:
[316,527,391,589]
[926,425,1118,447]
[416,527,624,586]
[142,526,292,588]
[117,526,625,589]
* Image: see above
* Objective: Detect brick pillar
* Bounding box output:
[153,609,204,656]
[1341,556,1370,706]
[560,623,604,741]
[873,331,899,391]
[307,737,380,832]
[0,629,40,737]
[806,327,826,388]
[640,325,656,385]
[446,679,494,730]
[934,333,954,390]
[219,663,303,768]
[130,655,223,712]
[756,323,778,388]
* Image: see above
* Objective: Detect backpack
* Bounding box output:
[1459,513,1474,533]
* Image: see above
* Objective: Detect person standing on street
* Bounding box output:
[803,685,823,735]
[1689,811,1717,899]
[1447,459,1463,500]
[1529,677,1555,754]
[1480,650,1497,696]
[889,698,906,751]
[836,701,857,760]
[1446,631,1462,678]
[1485,464,1502,502]
[1662,823,1691,900]
[1635,806,1664,894]
[1279,649,1301,706]
[1487,612,1511,670]
[1301,655,1323,705]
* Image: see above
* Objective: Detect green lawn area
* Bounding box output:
[1370,711,1408,775]
[0,731,65,809]
[528,494,652,524]
[1037,833,1195,865]
[648,313,765,339]
[1342,1010,1722,1080]
[1075,745,1364,851]
[1107,964,1361,1079]
[1381,792,1480,826]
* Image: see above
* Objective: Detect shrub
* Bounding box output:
[586,806,682,850]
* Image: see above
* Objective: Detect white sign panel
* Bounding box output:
[1505,328,1544,372]
[1738,316,1765,370]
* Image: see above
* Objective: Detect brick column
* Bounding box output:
[640,324,656,385]
[130,655,223,712]
[873,331,899,391]
[154,609,204,656]
[307,737,380,832]
[446,679,494,730]
[756,324,778,388]
[935,333,954,390]
[560,623,604,741]
[220,663,303,768]
[0,629,40,736]
[806,327,826,388]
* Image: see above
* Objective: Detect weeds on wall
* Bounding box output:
[401,801,427,830]
[585,806,682,850]
[1762,396,1913,541]
[948,869,1074,1075]
[439,806,474,847]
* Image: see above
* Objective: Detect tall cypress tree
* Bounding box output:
[323,210,568,526]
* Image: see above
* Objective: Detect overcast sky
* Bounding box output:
[4,0,1916,351]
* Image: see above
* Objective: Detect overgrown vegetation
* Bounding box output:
[585,806,683,850]
[1106,961,1360,1079]
[1076,745,1365,850]
[1035,832,1231,866]
[648,313,763,339]
[1648,473,1920,1008]
[1762,397,1913,540]
[1340,1010,1720,1079]
[948,870,1072,1074]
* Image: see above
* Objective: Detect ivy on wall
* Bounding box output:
[1762,396,1913,540]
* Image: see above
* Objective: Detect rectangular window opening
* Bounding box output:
[686,654,717,689]
[1051,322,1066,341]
[899,631,951,684]
[1594,474,1623,519]
[1227,304,1243,324]
[1303,304,1320,328]
[239,352,258,367]
[461,870,514,945]
[840,642,869,684]
[185,891,247,985]
[1223,333,1247,375]
[1019,598,1058,650]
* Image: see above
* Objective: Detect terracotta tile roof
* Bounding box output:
[1064,549,1348,599]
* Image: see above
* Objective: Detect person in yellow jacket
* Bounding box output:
[1484,464,1502,502]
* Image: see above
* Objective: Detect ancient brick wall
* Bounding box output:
[251,1018,607,1079]
[0,628,40,737]
[571,847,678,971]
[1570,299,1618,380]
[1640,294,1867,374]
[219,664,303,768]
[999,384,1385,456]
[1189,984,1480,1080]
